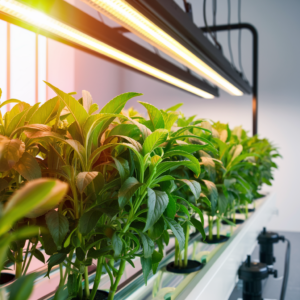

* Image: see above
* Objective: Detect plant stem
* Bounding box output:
[90,256,103,300]
[174,239,180,267]
[178,251,182,267]
[245,204,248,219]
[217,217,220,240]
[78,274,83,300]
[63,249,74,284]
[21,241,30,273]
[22,252,33,276]
[184,224,189,268]
[84,267,90,299]
[233,201,236,223]
[108,259,126,300]
[59,264,64,287]
[15,248,23,278]
[208,217,213,240]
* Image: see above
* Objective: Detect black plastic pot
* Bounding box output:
[73,290,109,300]
[203,235,229,244]
[221,218,244,225]
[166,260,204,274]
[0,273,15,285]
[236,207,255,213]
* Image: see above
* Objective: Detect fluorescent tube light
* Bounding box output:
[0,0,214,99]
[81,0,243,96]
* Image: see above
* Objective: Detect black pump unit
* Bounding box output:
[238,255,277,300]
[257,227,284,265]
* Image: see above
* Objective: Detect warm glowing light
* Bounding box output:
[0,0,215,99]
[82,0,243,96]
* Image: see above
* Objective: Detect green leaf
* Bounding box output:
[79,206,104,235]
[151,175,175,186]
[118,177,142,208]
[8,273,36,300]
[76,172,98,194]
[164,149,200,177]
[218,193,228,214]
[65,139,87,169]
[156,161,199,178]
[0,98,22,109]
[148,217,165,240]
[87,247,111,259]
[139,232,154,258]
[108,124,140,139]
[163,230,169,245]
[112,157,130,184]
[88,103,99,115]
[45,82,88,142]
[76,247,86,262]
[178,204,190,218]
[112,232,122,258]
[151,250,163,264]
[90,92,142,151]
[139,102,165,130]
[165,103,183,112]
[25,103,40,123]
[161,111,178,131]
[32,249,45,264]
[163,217,185,250]
[142,129,168,155]
[82,90,93,113]
[0,179,68,233]
[190,217,206,240]
[202,180,218,215]
[127,116,152,140]
[5,102,30,129]
[141,257,152,285]
[200,156,216,181]
[168,144,209,154]
[67,274,79,298]
[6,108,29,138]
[13,152,41,180]
[0,137,25,172]
[144,188,169,232]
[152,250,163,274]
[176,179,201,200]
[29,96,63,125]
[45,210,69,250]
[46,253,66,278]
[164,193,176,219]
[190,204,204,225]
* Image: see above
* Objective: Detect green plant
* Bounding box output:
[0,177,68,299]
[0,84,281,300]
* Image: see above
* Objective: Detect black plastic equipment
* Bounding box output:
[257,228,291,300]
[238,255,277,300]
[257,227,281,265]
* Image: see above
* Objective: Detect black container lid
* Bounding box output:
[238,256,269,281]
[257,227,280,244]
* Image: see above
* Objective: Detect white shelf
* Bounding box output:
[175,193,277,300]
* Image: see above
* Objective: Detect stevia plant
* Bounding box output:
[0,89,74,279]
[0,176,68,300]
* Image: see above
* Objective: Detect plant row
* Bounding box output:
[0,83,280,300]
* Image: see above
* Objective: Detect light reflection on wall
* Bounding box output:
[0,21,47,114]
[0,19,7,114]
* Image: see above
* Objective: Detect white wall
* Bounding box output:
[50,0,300,231]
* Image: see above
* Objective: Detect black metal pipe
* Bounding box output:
[201,23,258,136]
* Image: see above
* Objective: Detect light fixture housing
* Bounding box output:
[81,0,251,96]
[0,0,218,99]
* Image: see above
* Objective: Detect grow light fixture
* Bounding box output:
[0,0,215,99]
[81,0,244,96]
